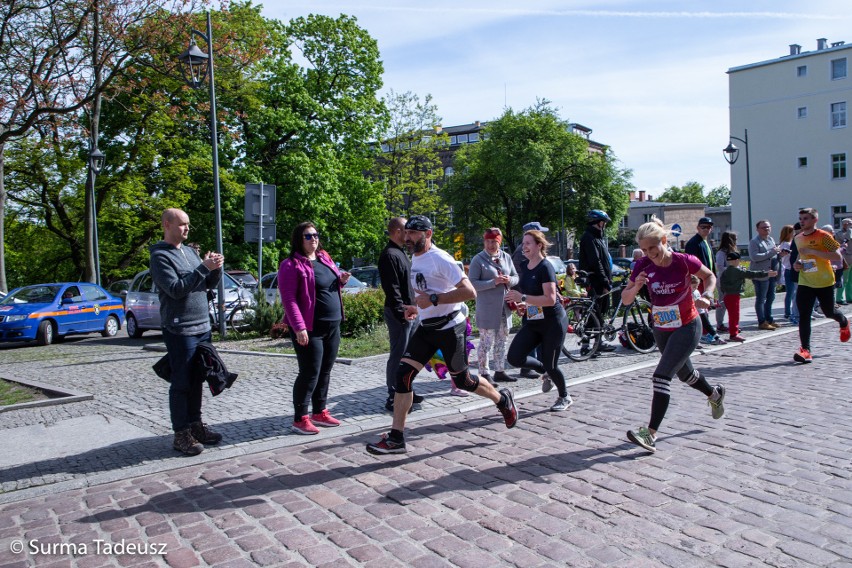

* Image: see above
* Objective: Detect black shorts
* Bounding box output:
[403,319,468,374]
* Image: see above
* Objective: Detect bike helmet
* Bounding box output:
[587,209,611,224]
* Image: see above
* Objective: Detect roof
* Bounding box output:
[728,42,852,74]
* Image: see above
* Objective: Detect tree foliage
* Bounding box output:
[443,101,632,254]
[656,181,730,207]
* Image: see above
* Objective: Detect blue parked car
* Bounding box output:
[0,282,125,346]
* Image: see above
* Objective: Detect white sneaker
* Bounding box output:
[550,395,573,411]
[450,386,469,397]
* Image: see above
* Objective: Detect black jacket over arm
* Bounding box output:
[578,225,612,291]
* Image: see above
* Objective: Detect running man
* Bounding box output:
[621,217,726,453]
[366,215,518,455]
[792,208,850,363]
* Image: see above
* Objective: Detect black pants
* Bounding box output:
[796,285,848,350]
[507,307,569,398]
[163,329,210,432]
[291,320,341,418]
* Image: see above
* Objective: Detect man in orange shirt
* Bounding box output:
[792,208,850,363]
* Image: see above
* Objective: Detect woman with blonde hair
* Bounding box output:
[505,230,572,411]
[621,217,727,453]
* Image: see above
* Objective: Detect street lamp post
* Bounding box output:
[723,129,753,241]
[178,11,226,337]
[88,145,105,286]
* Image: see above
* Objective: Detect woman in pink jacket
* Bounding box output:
[279,221,349,435]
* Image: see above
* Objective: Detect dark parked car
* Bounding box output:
[0,282,125,345]
[226,270,258,289]
[349,266,380,288]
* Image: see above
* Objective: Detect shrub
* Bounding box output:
[341,288,385,336]
[245,291,284,336]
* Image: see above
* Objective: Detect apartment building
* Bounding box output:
[727,38,852,240]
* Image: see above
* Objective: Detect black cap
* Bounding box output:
[405,215,432,232]
[698,217,713,226]
[726,251,741,261]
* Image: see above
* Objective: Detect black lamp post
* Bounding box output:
[723,129,753,241]
[88,145,105,286]
[178,11,226,337]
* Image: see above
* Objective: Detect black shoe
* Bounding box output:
[519,368,539,379]
[173,428,203,456]
[598,343,616,352]
[494,371,518,382]
[497,388,518,429]
[384,398,394,412]
[366,433,407,455]
[189,421,222,445]
[412,393,425,404]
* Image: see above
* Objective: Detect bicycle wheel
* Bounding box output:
[562,304,602,361]
[228,305,255,334]
[622,299,656,353]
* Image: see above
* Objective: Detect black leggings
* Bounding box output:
[507,307,569,398]
[796,285,848,350]
[290,320,341,418]
[648,317,714,431]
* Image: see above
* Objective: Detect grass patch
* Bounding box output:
[0,379,43,406]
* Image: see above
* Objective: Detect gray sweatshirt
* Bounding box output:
[149,241,220,335]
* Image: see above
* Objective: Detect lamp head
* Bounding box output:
[89,147,105,174]
[723,141,739,165]
[177,39,209,89]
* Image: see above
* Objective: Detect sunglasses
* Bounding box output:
[303,233,320,241]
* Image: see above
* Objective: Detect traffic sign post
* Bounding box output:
[671,223,682,251]
[245,183,276,281]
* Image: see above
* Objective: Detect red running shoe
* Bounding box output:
[793,347,813,364]
[366,433,406,455]
[311,409,341,427]
[292,416,320,435]
[841,321,850,343]
[728,335,746,343]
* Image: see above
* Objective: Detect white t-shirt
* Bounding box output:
[410,245,467,327]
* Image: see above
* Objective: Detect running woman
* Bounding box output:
[621,217,726,453]
[366,215,518,455]
[505,229,572,411]
[792,208,850,363]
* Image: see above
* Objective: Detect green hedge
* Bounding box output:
[341,288,386,336]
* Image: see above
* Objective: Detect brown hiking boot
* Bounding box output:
[173,428,204,455]
[190,421,223,445]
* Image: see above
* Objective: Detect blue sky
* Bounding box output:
[262,1,852,197]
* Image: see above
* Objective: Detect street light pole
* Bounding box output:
[560,180,565,258]
[178,11,226,337]
[88,145,105,286]
[723,129,753,241]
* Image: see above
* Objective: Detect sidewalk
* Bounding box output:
[0,301,851,565]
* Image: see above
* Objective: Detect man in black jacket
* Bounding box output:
[378,217,422,411]
[579,209,615,352]
[684,216,721,342]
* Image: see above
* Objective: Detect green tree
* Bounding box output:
[373,90,448,219]
[444,101,632,255]
[705,184,731,206]
[656,181,706,203]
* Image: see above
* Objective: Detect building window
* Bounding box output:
[620,216,628,228]
[798,157,808,168]
[797,65,807,77]
[449,135,457,145]
[832,205,848,229]
[831,102,847,128]
[457,134,468,144]
[832,58,847,80]
[643,214,654,222]
[468,132,480,142]
[832,153,847,179]
[444,166,454,177]
[798,106,808,118]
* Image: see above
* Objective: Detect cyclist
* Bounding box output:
[579,209,616,352]
[621,217,726,453]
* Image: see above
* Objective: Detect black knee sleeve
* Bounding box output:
[451,370,479,392]
[394,362,419,394]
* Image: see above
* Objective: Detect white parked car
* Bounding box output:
[260,271,369,305]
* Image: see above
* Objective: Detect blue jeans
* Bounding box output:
[753,278,777,324]
[163,329,211,432]
[784,270,799,321]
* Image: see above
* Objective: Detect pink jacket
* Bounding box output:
[278,250,344,332]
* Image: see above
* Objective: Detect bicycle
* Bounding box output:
[208,294,256,335]
[561,274,655,361]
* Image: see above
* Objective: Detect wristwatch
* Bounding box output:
[429,293,439,306]
[701,292,714,300]
[521,294,527,303]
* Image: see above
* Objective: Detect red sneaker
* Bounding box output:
[292,416,320,435]
[841,321,850,343]
[310,409,341,427]
[793,347,813,364]
[728,335,746,343]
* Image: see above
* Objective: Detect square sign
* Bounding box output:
[244,183,276,223]
[245,223,276,243]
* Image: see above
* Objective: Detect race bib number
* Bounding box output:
[652,304,682,329]
[525,305,545,321]
[801,259,818,273]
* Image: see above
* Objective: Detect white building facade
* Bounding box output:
[727,38,851,242]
